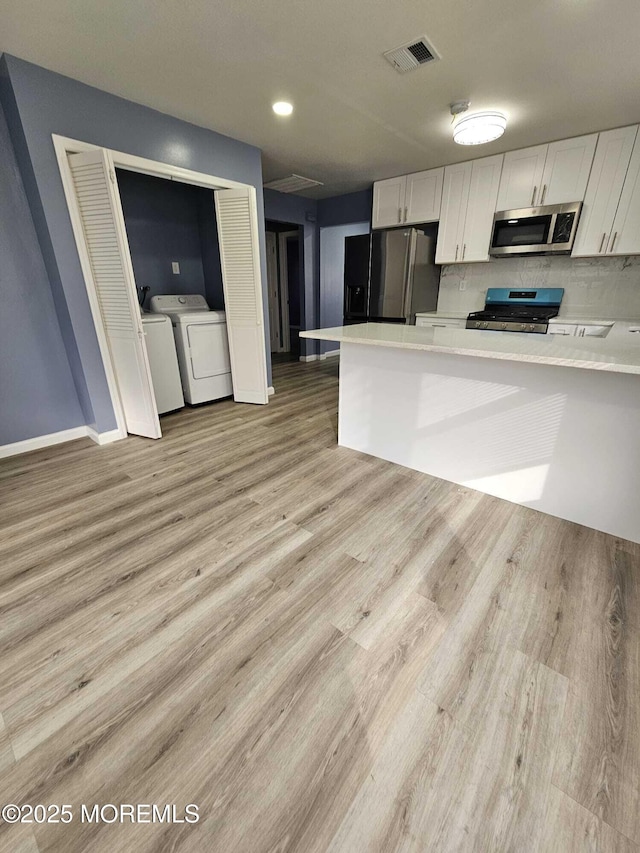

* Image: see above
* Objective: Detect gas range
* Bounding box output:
[465,288,564,334]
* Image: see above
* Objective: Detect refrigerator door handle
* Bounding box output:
[402,229,418,321]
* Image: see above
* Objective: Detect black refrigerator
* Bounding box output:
[344,226,441,325]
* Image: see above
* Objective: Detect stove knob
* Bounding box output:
[482,322,488,329]
[475,322,481,329]
[501,323,507,330]
[520,323,526,331]
[528,324,535,332]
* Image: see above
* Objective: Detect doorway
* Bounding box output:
[265,220,302,363]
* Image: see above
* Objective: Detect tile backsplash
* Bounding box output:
[437,256,640,319]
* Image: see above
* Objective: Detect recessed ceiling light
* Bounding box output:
[272,101,293,116]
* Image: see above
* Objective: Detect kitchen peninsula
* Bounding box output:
[301,323,640,542]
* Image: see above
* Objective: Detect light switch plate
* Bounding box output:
[172,262,180,274]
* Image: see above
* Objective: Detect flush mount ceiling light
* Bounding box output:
[272,101,293,116]
[450,101,507,145]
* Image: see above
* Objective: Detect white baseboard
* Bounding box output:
[0,426,89,459]
[0,424,126,459]
[86,427,125,446]
[319,349,340,360]
[267,386,275,396]
[299,354,319,362]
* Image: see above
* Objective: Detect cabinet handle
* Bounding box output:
[455,244,459,261]
[608,232,618,253]
[599,232,607,253]
[540,184,547,205]
[462,244,466,260]
[404,206,408,223]
[531,186,538,206]
[398,207,402,224]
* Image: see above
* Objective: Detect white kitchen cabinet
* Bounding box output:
[435,162,471,264]
[609,132,640,255]
[548,323,611,337]
[415,316,465,329]
[496,145,547,210]
[572,125,639,257]
[496,134,597,211]
[460,155,503,262]
[372,175,406,228]
[540,135,598,206]
[436,155,503,264]
[547,323,577,336]
[404,168,444,225]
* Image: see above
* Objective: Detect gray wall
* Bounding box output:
[116,169,224,308]
[438,255,640,319]
[0,53,270,436]
[0,99,83,445]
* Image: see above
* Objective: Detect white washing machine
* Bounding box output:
[140,312,185,414]
[149,294,233,405]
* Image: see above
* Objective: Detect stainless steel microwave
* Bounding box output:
[489,201,582,257]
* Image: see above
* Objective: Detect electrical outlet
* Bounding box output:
[172,262,180,275]
[459,281,467,291]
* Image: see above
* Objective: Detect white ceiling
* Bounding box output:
[2,0,640,198]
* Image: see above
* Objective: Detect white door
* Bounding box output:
[609,134,640,255]
[540,134,598,205]
[572,125,638,257]
[372,176,406,228]
[265,231,282,352]
[68,150,161,438]
[215,187,269,404]
[461,154,504,262]
[496,144,547,210]
[435,161,472,264]
[404,168,444,224]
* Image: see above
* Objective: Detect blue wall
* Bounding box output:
[318,190,372,228]
[0,53,270,436]
[116,169,224,308]
[319,221,370,354]
[0,99,83,445]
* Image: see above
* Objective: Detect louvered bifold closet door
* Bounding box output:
[215,187,269,404]
[68,150,161,438]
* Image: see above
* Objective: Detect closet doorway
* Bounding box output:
[54,137,269,441]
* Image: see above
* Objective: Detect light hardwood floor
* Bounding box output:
[0,357,638,852]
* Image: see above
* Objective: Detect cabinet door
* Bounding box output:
[496,145,547,211]
[372,176,407,228]
[609,134,640,255]
[540,134,598,205]
[572,125,638,257]
[435,162,472,264]
[461,155,503,262]
[404,168,444,224]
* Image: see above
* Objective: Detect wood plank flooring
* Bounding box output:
[0,357,639,852]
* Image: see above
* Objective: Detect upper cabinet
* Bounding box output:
[496,134,597,210]
[436,154,503,264]
[496,145,547,210]
[372,168,443,228]
[572,125,639,257]
[371,175,406,228]
[404,168,444,225]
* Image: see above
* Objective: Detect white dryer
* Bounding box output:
[149,294,233,405]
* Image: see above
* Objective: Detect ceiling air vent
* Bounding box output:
[263,174,324,194]
[383,36,440,74]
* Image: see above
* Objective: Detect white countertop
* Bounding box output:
[301,323,640,375]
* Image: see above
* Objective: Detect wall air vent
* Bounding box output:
[263,174,324,194]
[383,37,440,74]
